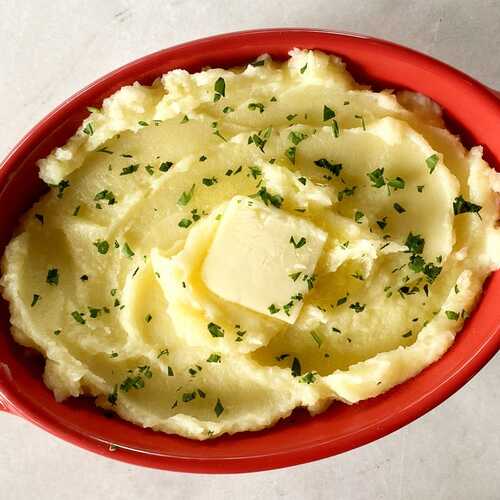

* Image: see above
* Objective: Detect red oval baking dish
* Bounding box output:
[0,29,499,473]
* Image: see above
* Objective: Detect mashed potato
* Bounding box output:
[2,50,499,439]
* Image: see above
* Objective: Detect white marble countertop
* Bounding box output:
[0,1,498,499]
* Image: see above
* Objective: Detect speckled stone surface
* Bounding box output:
[0,1,498,498]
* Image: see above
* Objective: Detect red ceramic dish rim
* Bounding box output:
[0,28,499,473]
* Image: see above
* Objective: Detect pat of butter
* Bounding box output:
[201,196,327,324]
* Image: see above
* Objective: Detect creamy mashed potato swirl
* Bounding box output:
[2,50,499,440]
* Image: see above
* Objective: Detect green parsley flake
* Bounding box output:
[207,322,224,338]
[121,242,135,258]
[207,353,221,363]
[355,114,366,131]
[291,357,302,377]
[393,203,406,214]
[405,232,425,254]
[445,310,459,320]
[31,294,40,307]
[300,372,317,384]
[35,213,44,224]
[402,331,413,338]
[56,180,70,199]
[177,184,195,206]
[367,167,385,188]
[46,268,59,286]
[202,177,218,187]
[222,106,234,114]
[314,158,342,176]
[286,113,298,121]
[248,102,265,113]
[145,313,152,323]
[288,131,308,145]
[257,186,283,208]
[310,331,322,347]
[426,154,439,173]
[289,236,306,249]
[285,146,296,164]
[354,211,364,224]
[119,164,139,176]
[178,218,192,228]
[289,271,302,281]
[323,105,336,121]
[213,77,226,102]
[214,398,224,417]
[83,122,94,136]
[300,63,308,74]
[332,119,340,137]
[453,195,482,217]
[268,304,280,314]
[71,311,86,325]
[350,302,365,313]
[159,161,173,172]
[94,190,116,205]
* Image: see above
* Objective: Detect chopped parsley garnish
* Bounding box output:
[314,158,342,176]
[402,330,413,338]
[300,63,308,74]
[88,307,101,318]
[202,177,218,186]
[336,295,348,306]
[285,146,296,164]
[355,114,366,130]
[453,195,482,217]
[323,105,336,121]
[351,271,364,281]
[445,310,459,320]
[94,189,116,205]
[388,177,405,190]
[206,353,221,363]
[145,165,154,175]
[288,131,308,145]
[300,372,317,384]
[268,304,280,314]
[423,262,442,283]
[338,186,356,201]
[157,348,169,359]
[248,126,272,152]
[289,236,306,249]
[289,271,302,281]
[298,177,307,185]
[332,119,340,137]
[354,210,364,224]
[376,217,387,229]
[286,113,298,121]
[180,114,189,123]
[119,164,139,176]
[120,365,152,392]
[367,167,385,188]
[408,254,425,273]
[177,184,195,206]
[393,202,406,214]
[46,268,59,286]
[35,213,44,224]
[207,322,224,338]
[83,122,94,136]
[426,154,439,174]
[248,102,265,113]
[214,398,224,417]
[71,311,86,324]
[97,146,113,154]
[405,232,425,254]
[145,313,152,323]
[108,385,118,405]
[159,161,173,172]
[222,106,234,114]
[213,77,226,102]
[310,331,322,347]
[349,302,365,313]
[417,185,425,193]
[275,353,290,361]
[31,294,40,307]
[53,329,61,336]
[257,186,283,208]
[167,366,174,376]
[291,357,302,377]
[122,242,135,258]
[270,96,278,102]
[72,205,81,216]
[248,166,261,179]
[178,218,192,228]
[56,180,70,199]
[303,273,317,290]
